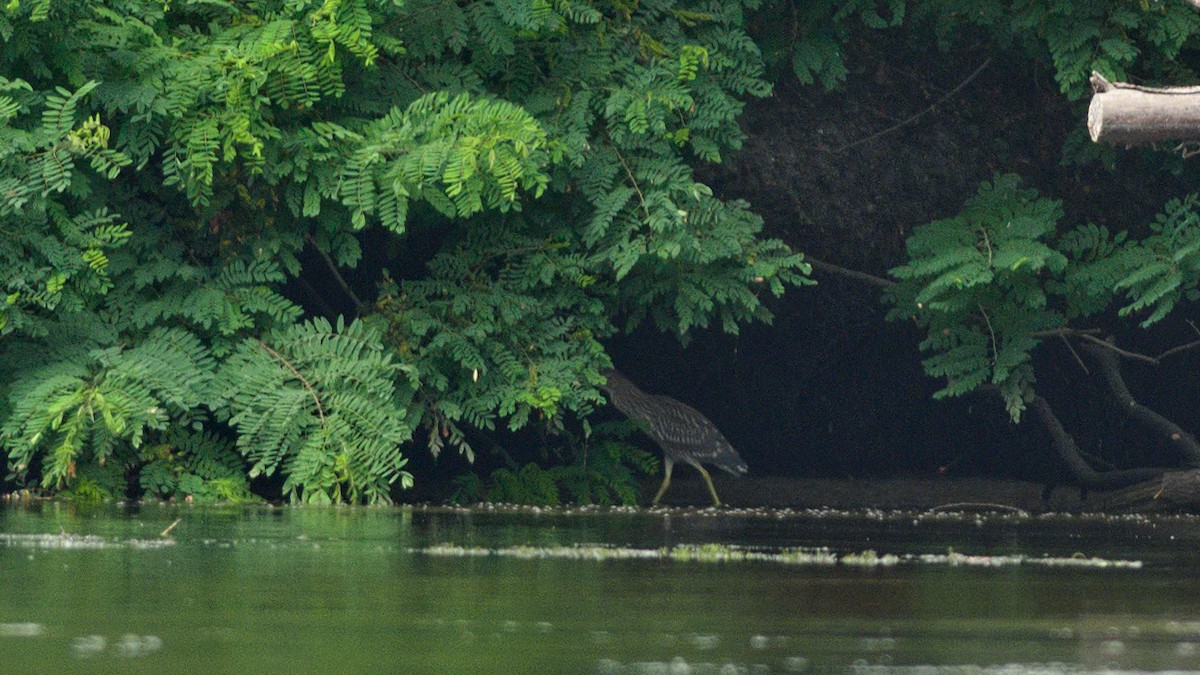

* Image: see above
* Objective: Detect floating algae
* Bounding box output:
[412,542,1141,569]
[0,532,175,550]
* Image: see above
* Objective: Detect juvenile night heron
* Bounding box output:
[600,369,748,507]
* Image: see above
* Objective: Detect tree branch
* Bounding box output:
[1057,331,1089,375]
[1035,327,1200,366]
[1026,392,1165,491]
[1076,332,1158,365]
[257,339,325,424]
[295,275,340,320]
[804,255,894,287]
[613,146,650,220]
[1031,327,1102,338]
[1081,340,1200,466]
[308,234,364,312]
[1157,338,1200,361]
[826,57,993,154]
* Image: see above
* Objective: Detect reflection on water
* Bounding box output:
[2,502,1200,673]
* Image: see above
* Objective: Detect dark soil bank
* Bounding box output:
[659,476,1077,512]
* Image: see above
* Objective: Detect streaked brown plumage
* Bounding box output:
[600,369,747,506]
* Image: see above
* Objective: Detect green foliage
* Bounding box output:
[330,91,551,231]
[372,6,813,449]
[1,327,214,488]
[892,173,1200,424]
[1,0,812,501]
[4,0,1199,499]
[1057,195,1200,333]
[909,0,1200,98]
[0,79,130,214]
[373,225,613,461]
[139,429,253,503]
[1107,195,1200,327]
[888,175,1068,420]
[450,420,659,506]
[753,1,904,88]
[1,206,131,335]
[485,463,563,506]
[552,420,660,505]
[1053,220,1131,318]
[594,187,813,338]
[216,317,416,504]
[62,474,117,503]
[751,1,1200,101]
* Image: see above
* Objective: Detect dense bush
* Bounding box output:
[0,0,807,502]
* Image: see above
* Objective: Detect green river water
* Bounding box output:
[2,501,1200,673]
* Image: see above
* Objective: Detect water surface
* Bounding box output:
[2,502,1200,673]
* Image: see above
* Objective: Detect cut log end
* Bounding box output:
[1090,87,1200,145]
[1087,96,1103,142]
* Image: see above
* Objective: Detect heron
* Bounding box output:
[599,369,747,507]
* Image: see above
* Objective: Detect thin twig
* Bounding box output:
[1076,333,1159,365]
[1058,331,1090,375]
[612,146,650,220]
[1157,319,1200,360]
[257,340,326,422]
[978,302,998,369]
[160,518,182,538]
[827,57,993,154]
[1157,338,1200,361]
[1038,326,1199,365]
[308,235,364,311]
[804,256,894,287]
[926,502,1029,516]
[1031,327,1102,338]
[1173,141,1200,159]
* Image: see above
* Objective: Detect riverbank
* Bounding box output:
[657,475,1080,512]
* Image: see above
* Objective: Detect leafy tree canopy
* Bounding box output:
[7,0,1200,505]
[0,0,809,503]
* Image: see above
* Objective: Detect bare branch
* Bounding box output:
[1058,331,1090,375]
[1031,327,1102,338]
[1081,340,1200,466]
[1037,326,1200,365]
[308,234,364,311]
[827,57,992,154]
[1076,333,1159,365]
[804,256,894,287]
[1157,338,1200,361]
[1026,391,1165,490]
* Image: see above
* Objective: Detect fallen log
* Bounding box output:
[1088,469,1200,513]
[1088,72,1200,145]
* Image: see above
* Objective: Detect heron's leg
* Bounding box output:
[651,458,674,506]
[693,463,722,507]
